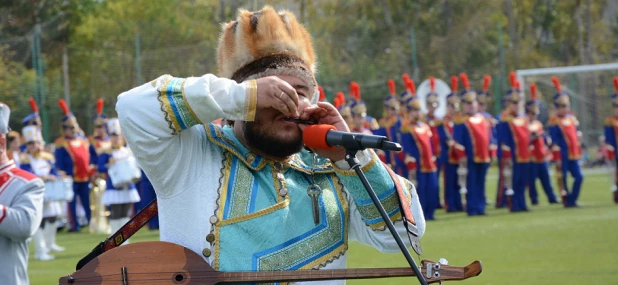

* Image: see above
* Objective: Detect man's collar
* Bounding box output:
[0,160,15,174]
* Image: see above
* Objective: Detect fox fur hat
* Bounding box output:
[217,6,317,99]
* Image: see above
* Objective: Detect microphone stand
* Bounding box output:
[343,148,428,285]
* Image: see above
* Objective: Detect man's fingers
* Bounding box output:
[277,88,299,117]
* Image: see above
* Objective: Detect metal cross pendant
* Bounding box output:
[307,153,321,225]
[307,184,322,225]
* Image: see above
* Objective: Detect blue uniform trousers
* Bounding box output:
[416,170,438,220]
[511,162,529,212]
[496,157,508,208]
[135,172,159,229]
[465,162,489,216]
[444,163,463,212]
[69,181,91,231]
[435,160,443,209]
[561,159,584,207]
[529,161,558,204]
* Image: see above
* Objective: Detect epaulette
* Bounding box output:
[19,153,31,164]
[500,113,513,122]
[39,151,55,163]
[453,114,466,124]
[571,115,580,126]
[87,135,97,146]
[606,116,615,126]
[548,116,559,126]
[54,137,65,147]
[399,121,412,133]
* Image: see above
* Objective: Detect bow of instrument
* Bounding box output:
[59,241,482,284]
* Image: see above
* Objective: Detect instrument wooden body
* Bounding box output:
[59,241,482,284]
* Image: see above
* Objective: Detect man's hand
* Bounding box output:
[298,102,350,161]
[255,76,301,117]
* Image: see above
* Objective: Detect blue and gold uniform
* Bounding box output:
[526,83,558,205]
[374,79,405,176]
[497,75,530,212]
[548,77,584,208]
[603,77,618,203]
[54,100,94,231]
[453,73,492,216]
[437,76,464,212]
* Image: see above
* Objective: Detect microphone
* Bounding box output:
[303,124,402,151]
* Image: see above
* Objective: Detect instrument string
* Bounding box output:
[64,267,426,283]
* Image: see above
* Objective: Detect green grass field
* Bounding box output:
[29,168,618,284]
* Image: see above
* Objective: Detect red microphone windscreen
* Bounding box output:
[303,124,336,150]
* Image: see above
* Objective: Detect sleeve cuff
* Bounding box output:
[244,80,258,122]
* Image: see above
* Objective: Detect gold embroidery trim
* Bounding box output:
[245,80,258,122]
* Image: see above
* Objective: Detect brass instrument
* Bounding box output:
[90,176,110,234]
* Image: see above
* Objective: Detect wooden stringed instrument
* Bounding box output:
[59,241,482,284]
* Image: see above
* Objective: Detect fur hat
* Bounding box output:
[217,6,317,98]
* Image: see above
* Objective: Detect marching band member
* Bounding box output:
[88,99,111,166]
[0,102,45,285]
[54,99,95,231]
[135,171,159,230]
[20,125,65,260]
[526,83,559,205]
[604,76,618,204]
[334,92,354,128]
[437,76,464,212]
[477,75,498,160]
[117,7,425,279]
[453,73,492,216]
[349,82,378,134]
[374,79,405,176]
[497,75,531,212]
[548,77,584,208]
[97,118,141,243]
[423,76,443,208]
[399,94,438,220]
[7,131,21,167]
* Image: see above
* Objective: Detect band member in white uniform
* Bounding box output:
[0,102,45,285]
[97,118,141,242]
[20,125,66,260]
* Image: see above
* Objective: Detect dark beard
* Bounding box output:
[243,121,303,159]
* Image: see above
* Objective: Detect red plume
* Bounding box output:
[509,71,516,88]
[58,99,70,115]
[405,79,416,95]
[450,76,459,93]
[515,80,521,90]
[551,76,562,93]
[483,75,491,92]
[387,79,396,96]
[333,97,341,109]
[459,73,470,89]
[349,81,361,100]
[613,76,618,93]
[402,73,410,83]
[336,92,346,107]
[318,86,326,101]
[29,97,39,113]
[429,76,436,93]
[96,98,104,115]
[530,83,537,100]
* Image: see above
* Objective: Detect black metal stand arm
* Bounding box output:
[344,149,428,285]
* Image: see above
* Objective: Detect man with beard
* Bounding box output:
[116,6,425,281]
